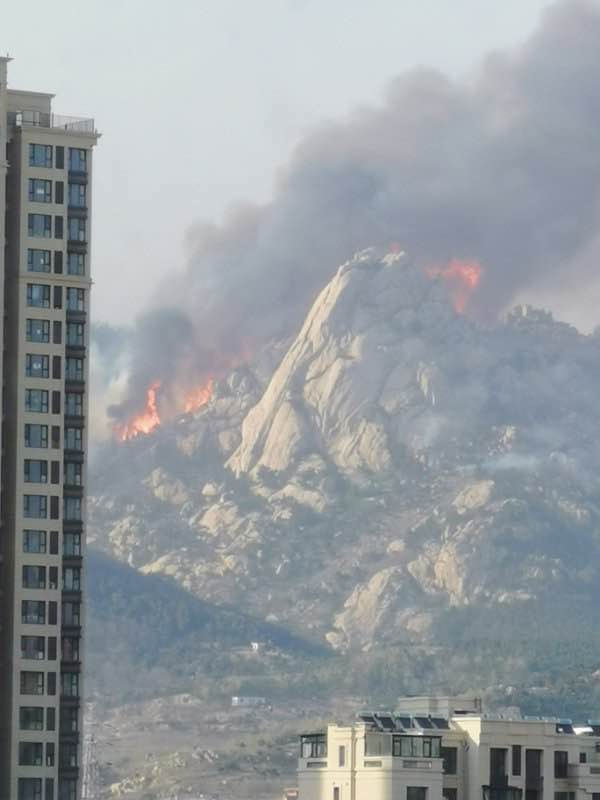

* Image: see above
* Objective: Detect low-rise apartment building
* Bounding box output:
[297,697,600,800]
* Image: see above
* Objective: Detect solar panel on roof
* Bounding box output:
[431,717,450,729]
[415,716,434,729]
[556,723,575,734]
[397,716,413,729]
[359,714,377,727]
[376,714,396,730]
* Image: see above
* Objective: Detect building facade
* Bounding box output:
[0,57,99,800]
[297,697,600,800]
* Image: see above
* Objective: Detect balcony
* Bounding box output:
[66,343,86,357]
[568,763,600,780]
[11,109,97,135]
[67,240,87,254]
[66,309,86,323]
[482,786,522,800]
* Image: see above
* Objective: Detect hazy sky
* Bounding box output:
[4,0,553,325]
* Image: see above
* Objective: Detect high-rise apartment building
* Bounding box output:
[0,57,99,800]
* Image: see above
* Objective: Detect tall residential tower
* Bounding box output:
[0,57,99,800]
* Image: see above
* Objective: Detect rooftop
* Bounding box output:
[8,108,97,136]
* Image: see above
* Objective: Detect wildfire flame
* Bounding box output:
[115,380,161,441]
[426,259,483,313]
[183,378,214,414]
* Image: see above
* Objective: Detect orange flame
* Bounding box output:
[426,259,483,313]
[115,381,161,441]
[183,378,214,414]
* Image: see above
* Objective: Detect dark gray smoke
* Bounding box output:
[110,0,600,424]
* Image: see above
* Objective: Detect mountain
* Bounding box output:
[89,249,600,676]
[86,548,326,704]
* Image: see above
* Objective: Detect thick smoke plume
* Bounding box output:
[108,0,600,428]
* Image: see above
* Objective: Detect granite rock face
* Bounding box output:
[89,250,600,651]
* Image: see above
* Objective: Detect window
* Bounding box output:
[22,565,46,589]
[60,706,78,734]
[338,745,346,767]
[50,532,59,555]
[442,747,458,774]
[27,249,51,273]
[52,390,61,415]
[18,779,42,800]
[51,357,60,380]
[55,181,64,204]
[63,532,81,556]
[47,672,56,696]
[54,216,63,239]
[26,319,50,343]
[66,287,85,311]
[63,566,81,591]
[20,706,44,731]
[21,636,45,660]
[23,530,47,554]
[53,322,62,346]
[65,427,82,450]
[61,672,79,697]
[59,779,77,800]
[46,742,55,768]
[25,390,49,415]
[29,143,52,168]
[64,498,82,523]
[62,636,80,662]
[67,252,85,275]
[28,178,52,203]
[20,671,44,695]
[27,284,50,308]
[25,354,49,378]
[66,323,85,346]
[62,602,80,626]
[65,358,84,381]
[56,146,64,169]
[19,741,44,767]
[47,707,56,731]
[25,389,49,414]
[65,393,83,417]
[333,789,340,800]
[47,637,57,660]
[555,751,568,779]
[48,602,57,625]
[54,251,63,273]
[443,791,458,800]
[407,789,427,800]
[513,745,522,776]
[50,496,59,520]
[53,285,62,309]
[22,601,45,625]
[25,424,48,448]
[64,461,82,487]
[49,566,58,589]
[580,753,588,764]
[24,495,47,519]
[51,425,61,448]
[69,147,87,172]
[301,734,327,759]
[68,182,86,207]
[28,214,52,238]
[395,736,441,759]
[60,742,78,768]
[68,216,86,242]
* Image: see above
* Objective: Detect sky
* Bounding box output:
[3,0,555,326]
